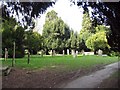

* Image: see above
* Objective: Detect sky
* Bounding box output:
[35,0,84,34]
[0,0,93,34]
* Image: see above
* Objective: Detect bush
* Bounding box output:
[15,50,25,58]
[109,51,119,57]
[5,49,25,58]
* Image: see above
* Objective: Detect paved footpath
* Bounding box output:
[60,62,120,88]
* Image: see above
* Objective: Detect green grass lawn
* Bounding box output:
[1,55,119,72]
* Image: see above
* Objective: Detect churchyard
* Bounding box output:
[1,55,118,71]
[1,1,120,88]
[1,54,119,88]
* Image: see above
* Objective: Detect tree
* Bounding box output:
[24,31,43,54]
[79,11,93,51]
[2,1,55,28]
[80,11,93,41]
[95,25,110,33]
[70,31,77,50]
[86,31,110,53]
[75,1,120,52]
[42,10,71,55]
[2,17,25,58]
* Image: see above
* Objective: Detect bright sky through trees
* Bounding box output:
[36,0,84,34]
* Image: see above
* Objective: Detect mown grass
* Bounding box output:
[1,55,119,71]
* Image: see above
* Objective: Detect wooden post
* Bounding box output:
[28,51,30,64]
[12,42,15,67]
[4,48,8,61]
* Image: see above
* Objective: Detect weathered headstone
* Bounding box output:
[76,51,78,57]
[81,50,85,55]
[71,49,74,55]
[50,50,52,56]
[63,50,65,55]
[67,49,69,55]
[41,50,44,57]
[4,48,8,61]
[98,49,103,56]
[53,50,56,56]
[72,49,76,58]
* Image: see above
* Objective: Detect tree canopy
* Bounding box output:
[42,10,71,53]
[75,1,120,52]
[86,31,110,52]
[2,1,55,28]
[2,17,25,58]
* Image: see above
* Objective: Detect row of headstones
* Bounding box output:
[49,49,103,57]
[4,48,103,60]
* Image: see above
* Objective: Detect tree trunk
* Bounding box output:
[51,50,53,56]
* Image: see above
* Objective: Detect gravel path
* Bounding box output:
[60,62,120,88]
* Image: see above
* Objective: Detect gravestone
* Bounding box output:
[67,49,69,55]
[72,50,76,58]
[53,50,56,56]
[98,49,103,56]
[76,51,78,57]
[41,50,44,57]
[71,50,74,55]
[0,66,11,76]
[4,48,8,61]
[63,50,65,55]
[81,50,85,55]
[50,50,52,56]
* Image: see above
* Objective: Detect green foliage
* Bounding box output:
[95,25,110,33]
[24,31,43,54]
[70,31,77,49]
[109,51,120,57]
[80,12,93,41]
[42,10,71,53]
[79,11,94,51]
[86,31,110,52]
[2,17,25,58]
[3,2,54,28]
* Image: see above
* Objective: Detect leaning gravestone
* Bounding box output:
[0,66,11,76]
